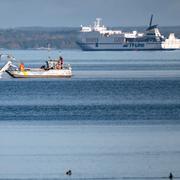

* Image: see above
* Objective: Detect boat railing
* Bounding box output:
[63,64,72,70]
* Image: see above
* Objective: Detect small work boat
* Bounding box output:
[6,58,72,78]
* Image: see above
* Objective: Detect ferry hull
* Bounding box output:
[77,42,177,51]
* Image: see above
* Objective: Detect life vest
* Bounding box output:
[19,63,25,71]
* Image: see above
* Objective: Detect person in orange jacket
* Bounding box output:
[19,63,25,71]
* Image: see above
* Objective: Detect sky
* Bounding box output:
[0,0,180,28]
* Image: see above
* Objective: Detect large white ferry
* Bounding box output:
[77,16,180,51]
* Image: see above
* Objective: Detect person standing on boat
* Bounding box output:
[60,56,64,69]
[56,60,61,70]
[19,63,25,71]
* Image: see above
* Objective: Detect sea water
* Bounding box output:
[0,50,180,179]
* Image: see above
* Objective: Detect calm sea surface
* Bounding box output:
[0,50,180,179]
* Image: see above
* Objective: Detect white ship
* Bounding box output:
[77,15,180,51]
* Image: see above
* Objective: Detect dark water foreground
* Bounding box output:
[0,79,180,123]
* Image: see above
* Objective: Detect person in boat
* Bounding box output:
[19,63,25,71]
[59,56,64,69]
[56,60,61,70]
[55,56,64,70]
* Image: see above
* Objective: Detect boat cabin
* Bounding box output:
[46,60,61,69]
[41,58,63,70]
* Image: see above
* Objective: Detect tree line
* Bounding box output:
[0,27,79,49]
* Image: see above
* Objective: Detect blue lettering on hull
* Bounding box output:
[123,43,145,48]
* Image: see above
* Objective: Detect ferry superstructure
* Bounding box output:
[77,16,180,51]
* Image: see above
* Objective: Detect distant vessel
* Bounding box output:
[6,57,72,78]
[77,15,180,51]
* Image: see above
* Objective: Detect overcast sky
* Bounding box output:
[0,0,180,28]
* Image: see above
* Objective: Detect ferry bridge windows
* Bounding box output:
[125,38,135,43]
[147,32,155,36]
[144,37,157,42]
